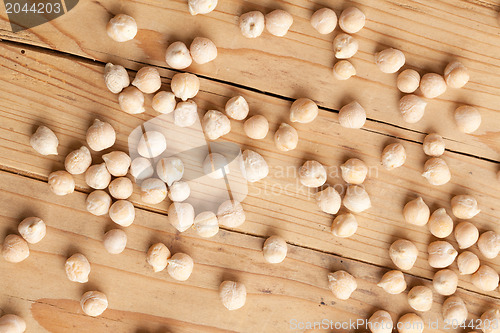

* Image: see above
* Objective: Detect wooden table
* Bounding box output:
[0,0,499,332]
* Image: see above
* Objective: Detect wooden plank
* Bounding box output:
[0,0,499,160]
[1,170,499,332]
[0,41,500,299]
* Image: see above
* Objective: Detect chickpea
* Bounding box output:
[397,69,420,93]
[137,131,167,158]
[456,251,480,275]
[407,286,433,312]
[104,63,129,94]
[118,86,145,114]
[188,0,217,15]
[451,194,480,219]
[374,48,405,73]
[130,157,154,182]
[157,157,184,186]
[471,265,499,291]
[389,239,418,271]
[146,243,171,272]
[331,213,358,238]
[217,200,245,228]
[333,60,356,80]
[168,181,190,202]
[140,178,167,204]
[239,11,265,38]
[152,91,176,114]
[167,252,194,281]
[225,96,249,120]
[433,269,458,295]
[203,153,229,179]
[480,309,500,333]
[86,119,116,152]
[193,211,219,238]
[368,310,393,333]
[444,61,469,89]
[381,143,406,170]
[422,133,445,157]
[397,313,424,333]
[30,125,59,156]
[80,291,108,317]
[328,270,357,300]
[289,98,318,124]
[2,234,29,263]
[106,14,137,42]
[170,73,200,101]
[132,67,161,94]
[85,163,111,190]
[427,241,457,268]
[442,296,467,325]
[454,105,481,134]
[103,229,127,254]
[109,200,135,227]
[265,10,293,37]
[165,41,192,70]
[298,160,327,188]
[377,270,406,294]
[314,187,341,214]
[403,197,430,226]
[419,73,446,98]
[310,8,337,34]
[174,100,199,127]
[241,150,269,183]
[339,101,366,129]
[65,253,91,283]
[340,158,368,184]
[427,208,453,238]
[202,110,231,140]
[48,170,75,196]
[219,281,246,310]
[18,217,46,244]
[190,37,217,64]
[0,314,26,333]
[343,185,371,213]
[168,202,195,232]
[422,157,451,186]
[339,7,365,33]
[399,95,427,123]
[454,221,479,249]
[274,123,298,151]
[108,177,133,200]
[478,231,500,259]
[65,146,92,175]
[86,190,111,216]
[333,33,359,59]
[263,235,287,263]
[102,151,131,177]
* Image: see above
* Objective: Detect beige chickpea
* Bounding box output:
[157,157,184,186]
[314,187,342,214]
[368,310,393,333]
[419,73,447,98]
[427,241,457,268]
[428,208,453,239]
[241,150,269,183]
[397,69,420,93]
[397,313,424,333]
[188,0,217,15]
[375,48,405,73]
[118,86,145,114]
[225,96,249,120]
[433,269,458,295]
[106,14,137,42]
[170,73,200,101]
[422,157,451,186]
[403,197,430,226]
[471,265,499,291]
[152,91,176,114]
[274,123,298,151]
[168,181,190,202]
[265,10,293,37]
[444,61,469,89]
[165,41,192,70]
[381,143,406,170]
[451,194,480,219]
[174,100,199,127]
[298,160,327,188]
[168,202,195,232]
[140,178,167,204]
[340,158,368,184]
[137,131,167,158]
[442,296,467,325]
[290,98,318,124]
[104,63,129,94]
[333,60,356,80]
[80,291,108,317]
[407,286,433,312]
[167,252,194,281]
[146,243,171,272]
[339,101,366,129]
[18,217,46,244]
[328,270,357,300]
[190,37,217,64]
[85,163,111,190]
[333,33,359,59]
[480,309,500,333]
[86,119,116,152]
[109,177,133,200]
[132,67,161,94]
[339,7,365,33]
[65,146,92,175]
[102,151,131,177]
[263,236,287,263]
[203,153,229,179]
[423,133,445,157]
[193,211,219,238]
[389,239,418,271]
[202,110,231,140]
[310,8,337,34]
[399,95,427,123]
[109,200,135,227]
[377,270,407,294]
[2,234,29,263]
[103,229,127,254]
[48,170,75,196]
[239,11,265,38]
[86,190,111,216]
[454,105,481,134]
[30,125,59,156]
[130,157,154,181]
[65,253,91,283]
[219,281,246,310]
[217,200,245,228]
[457,251,480,275]
[0,314,26,333]
[454,221,479,249]
[343,185,371,213]
[331,213,358,238]
[478,231,500,259]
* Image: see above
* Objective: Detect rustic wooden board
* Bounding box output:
[0,0,499,160]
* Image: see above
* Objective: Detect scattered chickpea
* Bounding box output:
[478,231,500,259]
[0,314,26,332]
[333,60,356,80]
[428,208,453,239]
[2,234,29,263]
[339,101,366,129]
[80,291,108,317]
[407,286,433,312]
[106,14,137,42]
[471,265,499,291]
[104,63,129,94]
[368,310,393,333]
[289,98,318,124]
[217,200,246,228]
[167,252,194,281]
[188,0,217,15]
[65,146,92,175]
[137,131,167,158]
[239,11,265,38]
[157,157,184,186]
[433,269,458,296]
[118,86,145,114]
[263,235,287,263]
[419,73,447,98]
[48,170,75,196]
[427,241,457,268]
[399,95,427,124]
[274,123,299,151]
[444,61,469,89]
[86,119,116,152]
[381,143,406,170]
[85,163,111,190]
[377,270,407,294]
[168,181,191,202]
[454,221,479,249]
[456,251,480,275]
[132,67,161,94]
[193,211,219,238]
[202,110,231,140]
[130,157,154,181]
[423,133,445,157]
[265,10,293,37]
[333,33,359,59]
[103,229,127,254]
[152,91,176,114]
[165,41,192,70]
[203,153,229,179]
[454,105,481,134]
[298,160,327,188]
[146,243,171,272]
[18,217,46,244]
[109,200,135,227]
[170,73,200,101]
[339,7,365,33]
[140,178,167,204]
[374,48,405,73]
[310,8,337,34]
[108,177,134,200]
[190,37,217,64]
[422,157,451,186]
[480,309,500,333]
[242,150,269,183]
[397,69,420,93]
[30,125,59,156]
[168,202,195,232]
[314,186,342,214]
[442,296,467,325]
[219,281,246,310]
[403,197,430,226]
[174,100,199,127]
[331,213,358,238]
[343,184,371,213]
[225,95,249,120]
[102,151,131,177]
[451,194,480,219]
[397,313,424,333]
[86,190,111,216]
[65,253,91,283]
[340,158,367,185]
[328,270,357,300]
[389,239,418,271]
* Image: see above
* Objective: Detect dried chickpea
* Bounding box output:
[451,194,480,219]
[193,211,219,238]
[85,163,111,189]
[130,157,154,181]
[407,286,433,312]
[454,105,481,134]
[375,48,405,73]
[132,67,161,94]
[157,157,184,186]
[106,14,137,42]
[65,253,91,283]
[202,110,231,140]
[333,60,356,80]
[86,119,116,152]
[328,270,357,300]
[190,37,217,64]
[289,98,318,124]
[478,231,500,259]
[310,8,337,34]
[471,265,499,291]
[102,151,131,177]
[397,69,420,93]
[480,309,500,333]
[298,160,327,188]
[146,243,171,272]
[389,239,418,271]
[422,157,451,186]
[108,177,133,200]
[368,310,393,333]
[444,61,469,89]
[170,73,200,101]
[165,41,192,70]
[339,101,366,129]
[403,197,430,226]
[423,133,445,157]
[104,63,129,94]
[86,190,111,216]
[428,208,453,238]
[377,270,406,294]
[427,241,457,268]
[399,95,427,123]
[140,178,167,204]
[217,200,245,228]
[225,96,249,120]
[333,33,359,59]
[340,158,368,184]
[457,251,480,275]
[137,131,167,158]
[48,170,75,196]
[419,73,446,98]
[339,7,365,33]
[263,236,287,263]
[174,100,198,127]
[18,217,46,244]
[2,234,29,263]
[331,213,358,238]
[152,91,176,114]
[241,150,269,183]
[239,11,265,38]
[381,143,406,170]
[30,125,58,156]
[80,291,108,317]
[433,269,458,295]
[168,181,190,202]
[397,313,424,333]
[343,185,371,213]
[103,229,127,254]
[454,221,479,249]
[168,202,195,232]
[219,281,246,310]
[0,314,26,332]
[167,252,194,281]
[314,187,341,214]
[109,200,135,227]
[265,10,293,37]
[442,296,467,325]
[274,123,298,151]
[188,0,217,15]
[118,86,145,114]
[65,146,92,175]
